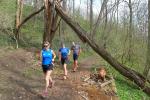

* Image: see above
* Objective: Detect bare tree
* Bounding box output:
[128,0,133,61]
[102,1,108,49]
[90,0,93,31]
[87,0,89,20]
[43,0,58,44]
[90,0,108,39]
[73,0,75,14]
[143,0,150,78]
[61,0,67,42]
[116,0,119,33]
[15,0,23,48]
[61,0,67,33]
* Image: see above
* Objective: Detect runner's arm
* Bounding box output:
[52,50,56,61]
[78,46,81,55]
[58,51,61,61]
[68,49,71,56]
[71,46,74,53]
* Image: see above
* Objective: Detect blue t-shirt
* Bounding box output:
[42,49,53,65]
[59,47,69,58]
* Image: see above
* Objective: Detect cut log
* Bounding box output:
[54,2,150,95]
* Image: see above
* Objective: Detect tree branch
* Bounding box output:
[18,6,44,30]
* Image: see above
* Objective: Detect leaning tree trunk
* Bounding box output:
[54,2,150,95]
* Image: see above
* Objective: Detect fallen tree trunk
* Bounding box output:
[12,1,150,95]
[54,2,150,95]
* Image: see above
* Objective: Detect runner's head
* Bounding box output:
[72,42,75,46]
[61,43,65,48]
[43,41,50,49]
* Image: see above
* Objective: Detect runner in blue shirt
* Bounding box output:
[59,43,70,80]
[71,42,81,72]
[39,41,56,97]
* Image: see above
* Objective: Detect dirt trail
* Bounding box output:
[79,55,101,69]
[0,48,118,100]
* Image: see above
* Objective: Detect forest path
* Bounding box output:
[0,48,118,100]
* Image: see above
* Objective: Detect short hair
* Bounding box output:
[43,41,50,47]
[72,42,75,46]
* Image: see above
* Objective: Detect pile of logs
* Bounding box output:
[82,68,117,96]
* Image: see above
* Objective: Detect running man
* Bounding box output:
[39,41,56,97]
[71,42,81,72]
[59,43,70,80]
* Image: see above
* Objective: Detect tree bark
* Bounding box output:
[128,0,133,62]
[91,0,108,39]
[73,0,75,14]
[54,2,150,95]
[43,0,52,43]
[87,0,89,20]
[90,0,93,31]
[143,0,150,78]
[15,0,23,48]
[102,2,108,49]
[43,0,58,44]
[116,0,119,34]
[61,0,67,40]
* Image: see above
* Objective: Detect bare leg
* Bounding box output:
[49,70,53,88]
[73,60,75,71]
[49,70,53,83]
[63,63,67,79]
[73,60,78,71]
[45,70,51,92]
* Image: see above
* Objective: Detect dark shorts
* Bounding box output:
[42,64,53,73]
[61,57,69,65]
[73,53,78,61]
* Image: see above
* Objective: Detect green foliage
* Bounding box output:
[0,33,15,47]
[0,0,16,15]
[116,76,150,100]
[0,0,16,47]
[0,0,16,27]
